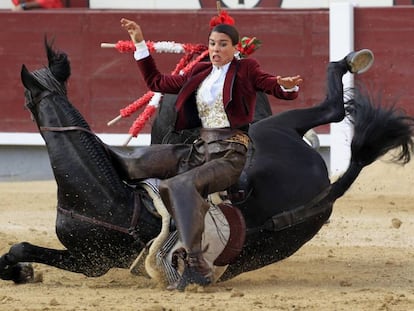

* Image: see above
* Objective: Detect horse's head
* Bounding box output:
[21,37,71,113]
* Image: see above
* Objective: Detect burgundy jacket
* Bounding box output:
[137,55,299,131]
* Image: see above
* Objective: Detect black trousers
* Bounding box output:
[160,139,247,253]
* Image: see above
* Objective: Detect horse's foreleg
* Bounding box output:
[0,242,110,283]
[322,60,348,123]
[0,253,33,283]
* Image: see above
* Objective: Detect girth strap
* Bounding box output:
[250,186,332,233]
[57,191,142,238]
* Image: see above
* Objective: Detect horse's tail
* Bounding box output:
[326,88,414,201]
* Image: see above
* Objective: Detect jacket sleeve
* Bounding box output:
[245,58,299,100]
[136,55,187,94]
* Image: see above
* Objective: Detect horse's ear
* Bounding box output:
[21,64,46,93]
[44,36,71,83]
[44,36,56,66]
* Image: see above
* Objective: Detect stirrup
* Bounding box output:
[345,49,374,74]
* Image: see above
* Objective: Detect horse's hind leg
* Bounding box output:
[255,59,349,137]
[0,242,109,283]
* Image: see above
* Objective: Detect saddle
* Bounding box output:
[130,179,246,286]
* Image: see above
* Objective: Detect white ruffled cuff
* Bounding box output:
[133,41,150,60]
[280,85,299,92]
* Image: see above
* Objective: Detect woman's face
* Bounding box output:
[208,31,237,67]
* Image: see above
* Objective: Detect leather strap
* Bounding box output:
[57,191,142,239]
[251,186,332,233]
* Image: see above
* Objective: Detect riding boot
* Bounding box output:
[105,144,189,181]
[176,251,213,290]
[159,175,213,289]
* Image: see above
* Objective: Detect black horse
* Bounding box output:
[1,40,413,287]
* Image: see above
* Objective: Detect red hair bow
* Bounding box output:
[209,10,235,29]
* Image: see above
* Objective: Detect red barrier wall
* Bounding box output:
[0,7,413,135]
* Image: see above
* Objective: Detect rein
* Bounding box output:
[39,125,113,156]
[33,89,98,138]
[40,125,97,137]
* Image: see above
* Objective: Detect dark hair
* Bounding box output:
[210,24,239,45]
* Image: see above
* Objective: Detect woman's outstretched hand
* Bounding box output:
[120,18,144,43]
[277,75,303,89]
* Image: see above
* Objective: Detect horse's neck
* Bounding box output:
[37,96,89,130]
[38,97,131,210]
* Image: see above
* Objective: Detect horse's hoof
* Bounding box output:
[166,280,180,291]
[13,263,34,284]
[345,49,374,74]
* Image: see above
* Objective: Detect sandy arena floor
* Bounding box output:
[0,159,413,311]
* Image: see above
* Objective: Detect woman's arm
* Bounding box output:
[245,58,303,100]
[120,18,186,94]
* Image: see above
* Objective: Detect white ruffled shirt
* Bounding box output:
[198,63,230,106]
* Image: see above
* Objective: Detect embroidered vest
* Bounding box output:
[196,90,230,128]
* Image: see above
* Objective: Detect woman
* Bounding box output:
[119,17,303,289]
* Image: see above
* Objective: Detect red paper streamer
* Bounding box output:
[129,104,158,137]
[120,91,154,118]
[115,40,136,53]
[127,49,208,137]
[179,50,209,76]
[113,40,157,53]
